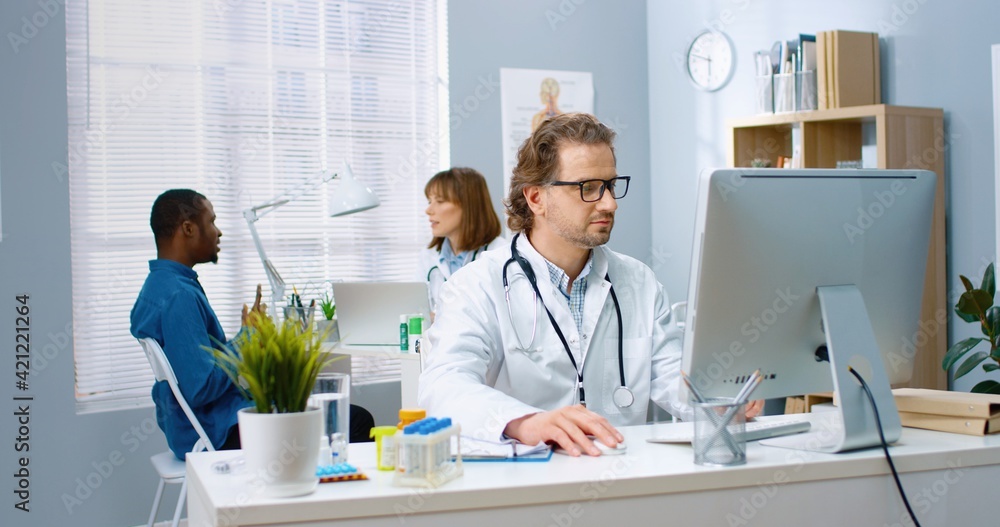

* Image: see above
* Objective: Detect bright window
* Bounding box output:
[66,0,445,413]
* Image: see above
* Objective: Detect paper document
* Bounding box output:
[456,436,551,459]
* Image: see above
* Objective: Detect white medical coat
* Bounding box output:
[418,234,688,441]
[417,236,507,312]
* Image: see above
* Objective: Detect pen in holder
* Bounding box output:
[283,303,316,332]
[692,398,747,466]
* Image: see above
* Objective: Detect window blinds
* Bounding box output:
[66,0,444,413]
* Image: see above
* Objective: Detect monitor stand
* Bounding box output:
[761,285,902,453]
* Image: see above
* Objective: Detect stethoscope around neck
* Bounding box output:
[501,233,634,409]
[426,244,488,282]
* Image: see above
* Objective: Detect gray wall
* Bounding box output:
[647,0,1000,390]
[448,0,653,264]
[0,2,173,526]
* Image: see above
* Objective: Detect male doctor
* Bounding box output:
[419,113,758,456]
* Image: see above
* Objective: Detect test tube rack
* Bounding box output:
[393,417,463,488]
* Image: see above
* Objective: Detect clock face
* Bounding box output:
[686,30,735,92]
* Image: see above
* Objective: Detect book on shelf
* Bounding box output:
[816,30,881,109]
[892,388,1000,436]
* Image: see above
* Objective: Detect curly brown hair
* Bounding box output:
[504,113,617,233]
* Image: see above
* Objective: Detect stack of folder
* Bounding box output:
[816,30,881,109]
[893,388,1000,436]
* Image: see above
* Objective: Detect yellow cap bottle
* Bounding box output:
[369,426,398,471]
[397,408,426,429]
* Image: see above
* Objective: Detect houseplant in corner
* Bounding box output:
[210,312,334,497]
[942,263,1000,394]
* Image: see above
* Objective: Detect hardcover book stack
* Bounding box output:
[816,30,881,109]
[893,388,1000,436]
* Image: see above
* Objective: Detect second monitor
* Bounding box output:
[682,168,936,452]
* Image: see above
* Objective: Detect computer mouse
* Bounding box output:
[594,439,627,455]
[554,437,627,456]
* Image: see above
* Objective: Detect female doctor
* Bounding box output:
[418,167,506,316]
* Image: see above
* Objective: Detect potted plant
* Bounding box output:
[942,263,1000,394]
[315,291,340,343]
[209,312,335,497]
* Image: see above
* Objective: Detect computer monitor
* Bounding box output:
[682,168,936,452]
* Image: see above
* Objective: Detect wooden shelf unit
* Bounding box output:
[727,104,947,390]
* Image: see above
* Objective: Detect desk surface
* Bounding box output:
[187,414,1000,526]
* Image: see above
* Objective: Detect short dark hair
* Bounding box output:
[425,167,502,252]
[150,189,207,243]
[505,113,617,233]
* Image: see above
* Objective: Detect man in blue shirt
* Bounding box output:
[131,189,261,459]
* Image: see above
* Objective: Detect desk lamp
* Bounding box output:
[243,163,380,319]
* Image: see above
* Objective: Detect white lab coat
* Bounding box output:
[417,236,507,313]
[418,234,689,441]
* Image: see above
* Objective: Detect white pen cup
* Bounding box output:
[692,398,747,466]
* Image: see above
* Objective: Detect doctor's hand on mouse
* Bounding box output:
[504,400,765,457]
[504,405,624,457]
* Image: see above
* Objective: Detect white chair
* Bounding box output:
[138,337,215,527]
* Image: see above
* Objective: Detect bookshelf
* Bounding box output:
[727,104,947,390]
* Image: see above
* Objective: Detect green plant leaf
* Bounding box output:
[959,275,975,292]
[942,337,987,370]
[955,305,979,323]
[985,306,1000,339]
[956,290,992,319]
[984,263,996,298]
[971,380,1000,394]
[983,363,1000,372]
[954,351,989,379]
[203,311,337,414]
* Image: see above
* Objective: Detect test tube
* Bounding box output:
[403,424,420,478]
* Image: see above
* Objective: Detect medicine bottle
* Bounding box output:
[397,408,426,429]
[370,426,398,471]
[399,315,409,351]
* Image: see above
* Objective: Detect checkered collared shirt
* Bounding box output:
[544,253,594,336]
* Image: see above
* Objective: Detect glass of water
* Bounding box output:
[309,372,350,464]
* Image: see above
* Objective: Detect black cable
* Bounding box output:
[847,366,922,527]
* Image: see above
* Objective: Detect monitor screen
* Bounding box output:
[682,168,935,407]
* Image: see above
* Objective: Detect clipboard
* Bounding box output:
[456,436,554,462]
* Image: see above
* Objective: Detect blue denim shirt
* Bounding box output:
[130,259,250,459]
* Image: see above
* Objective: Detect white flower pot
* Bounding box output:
[237,407,322,498]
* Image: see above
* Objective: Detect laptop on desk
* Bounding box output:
[332,282,430,347]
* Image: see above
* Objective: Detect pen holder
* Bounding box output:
[692,398,747,466]
[796,69,817,112]
[754,75,774,114]
[773,73,795,113]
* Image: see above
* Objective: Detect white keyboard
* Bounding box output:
[647,419,811,444]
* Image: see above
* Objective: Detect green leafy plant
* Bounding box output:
[208,312,336,413]
[942,263,1000,394]
[319,292,336,321]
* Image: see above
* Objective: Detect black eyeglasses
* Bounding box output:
[549,176,631,202]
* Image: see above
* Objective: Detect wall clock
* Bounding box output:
[686,30,736,92]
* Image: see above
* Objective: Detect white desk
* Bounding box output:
[187,415,1000,526]
[321,343,421,408]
